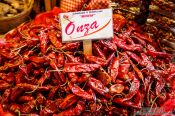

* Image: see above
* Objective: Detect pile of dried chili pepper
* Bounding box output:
[0,7,174,116]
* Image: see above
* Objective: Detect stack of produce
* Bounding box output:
[0,7,174,115]
[142,0,175,54]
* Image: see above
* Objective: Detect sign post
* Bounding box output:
[60,9,113,55]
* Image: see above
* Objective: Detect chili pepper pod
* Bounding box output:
[113,14,126,32]
[61,42,80,51]
[96,67,112,85]
[18,95,34,103]
[88,77,109,95]
[0,104,14,116]
[77,73,90,84]
[59,94,79,109]
[47,86,59,100]
[108,57,120,83]
[0,80,11,91]
[63,63,101,73]
[92,43,106,59]
[54,100,85,116]
[9,103,21,115]
[40,98,63,116]
[29,56,47,64]
[109,84,125,94]
[20,100,36,114]
[48,31,62,49]
[68,73,78,83]
[98,40,117,52]
[84,55,107,66]
[57,53,64,68]
[1,89,11,104]
[10,87,24,102]
[68,82,93,100]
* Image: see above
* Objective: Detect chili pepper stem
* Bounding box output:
[60,78,68,87]
[25,85,39,94]
[149,95,160,112]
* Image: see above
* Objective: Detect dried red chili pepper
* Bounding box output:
[93,43,106,59]
[140,53,155,70]
[85,54,107,66]
[113,14,126,32]
[40,98,62,116]
[126,51,144,66]
[47,86,59,100]
[109,84,125,94]
[20,100,36,113]
[59,94,79,109]
[0,80,11,91]
[108,57,119,83]
[112,36,143,52]
[63,63,101,73]
[18,95,34,103]
[77,73,90,84]
[0,104,14,116]
[132,32,152,43]
[29,56,47,64]
[69,82,93,100]
[1,89,11,104]
[88,77,109,95]
[57,53,64,68]
[48,31,62,48]
[61,42,80,51]
[9,103,20,115]
[68,73,79,83]
[54,100,85,116]
[98,40,117,52]
[96,67,112,85]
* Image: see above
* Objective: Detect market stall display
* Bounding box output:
[0,6,174,115]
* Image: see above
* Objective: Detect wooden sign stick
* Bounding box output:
[83,40,92,55]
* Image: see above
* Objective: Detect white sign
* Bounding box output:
[60,9,113,42]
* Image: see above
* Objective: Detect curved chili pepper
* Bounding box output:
[88,77,109,95]
[1,89,11,104]
[47,86,59,99]
[63,63,101,73]
[126,51,144,66]
[0,104,14,116]
[112,36,143,52]
[61,42,80,51]
[98,40,117,52]
[59,94,79,109]
[29,56,47,64]
[122,76,140,102]
[140,53,155,70]
[65,52,81,63]
[40,98,63,116]
[39,31,48,54]
[68,73,78,83]
[38,71,51,85]
[20,100,36,113]
[57,53,64,68]
[77,73,90,84]
[93,43,106,59]
[113,14,126,32]
[104,53,114,65]
[161,98,175,115]
[54,100,85,116]
[0,80,11,91]
[48,31,62,48]
[131,33,146,46]
[96,67,112,85]
[129,59,144,82]
[18,95,34,103]
[109,84,125,94]
[108,57,120,83]
[68,82,93,100]
[132,32,152,43]
[85,55,107,66]
[9,103,20,114]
